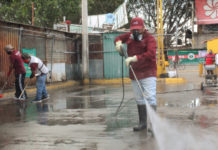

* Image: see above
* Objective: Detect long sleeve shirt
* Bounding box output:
[115,30,157,80]
[9,50,26,75]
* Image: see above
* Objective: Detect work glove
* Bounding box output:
[30,73,35,79]
[115,41,124,56]
[125,55,138,67]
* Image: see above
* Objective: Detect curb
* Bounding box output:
[1,80,80,99]
[157,78,186,84]
[85,78,131,85]
[1,78,186,99]
[86,78,186,85]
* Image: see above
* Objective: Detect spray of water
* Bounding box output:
[146,102,218,150]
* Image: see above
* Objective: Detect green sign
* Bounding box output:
[22,48,36,77]
[167,49,207,64]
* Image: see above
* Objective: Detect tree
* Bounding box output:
[127,0,192,47]
[0,0,123,28]
[88,0,123,15]
[58,0,81,24]
[0,0,32,24]
[0,0,81,28]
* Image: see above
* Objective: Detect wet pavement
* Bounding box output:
[1,65,218,150]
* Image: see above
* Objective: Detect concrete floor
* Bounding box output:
[0,65,218,150]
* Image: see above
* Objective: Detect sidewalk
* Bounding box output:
[0,77,189,102]
[0,80,80,101]
[1,64,199,102]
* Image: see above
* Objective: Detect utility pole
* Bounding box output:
[191,1,195,48]
[82,0,89,83]
[156,0,166,77]
[32,2,34,25]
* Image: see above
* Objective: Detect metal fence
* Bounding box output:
[103,32,129,79]
[0,21,103,88]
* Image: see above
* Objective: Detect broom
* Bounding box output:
[16,78,31,100]
[0,80,8,98]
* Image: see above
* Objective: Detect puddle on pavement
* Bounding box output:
[0,88,111,126]
[51,85,98,94]
[201,97,218,106]
[65,89,110,109]
[158,86,218,108]
[0,96,109,126]
[158,97,201,108]
[76,89,107,96]
[2,84,218,128]
[0,103,22,124]
[66,96,107,109]
[0,99,50,125]
[157,83,195,94]
[35,103,49,112]
[64,86,85,94]
[158,97,218,108]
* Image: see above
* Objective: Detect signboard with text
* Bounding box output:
[168,49,207,64]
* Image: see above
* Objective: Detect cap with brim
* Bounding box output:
[22,53,30,60]
[130,17,144,30]
[130,26,143,30]
[4,44,14,51]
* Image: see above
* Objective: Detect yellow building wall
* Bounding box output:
[207,38,218,53]
[207,38,218,76]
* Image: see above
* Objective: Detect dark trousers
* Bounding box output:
[15,73,27,99]
[207,70,213,75]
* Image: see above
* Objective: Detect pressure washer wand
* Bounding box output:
[121,46,146,99]
[114,46,147,116]
[122,46,152,133]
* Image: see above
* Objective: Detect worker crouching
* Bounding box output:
[115,17,157,131]
[4,44,27,100]
[22,53,49,103]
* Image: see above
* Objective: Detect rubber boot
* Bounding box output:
[133,105,147,131]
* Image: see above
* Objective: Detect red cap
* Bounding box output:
[130,17,144,30]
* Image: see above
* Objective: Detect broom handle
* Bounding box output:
[18,78,31,99]
[1,81,8,91]
[1,77,9,92]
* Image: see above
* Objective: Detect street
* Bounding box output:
[0,65,218,150]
